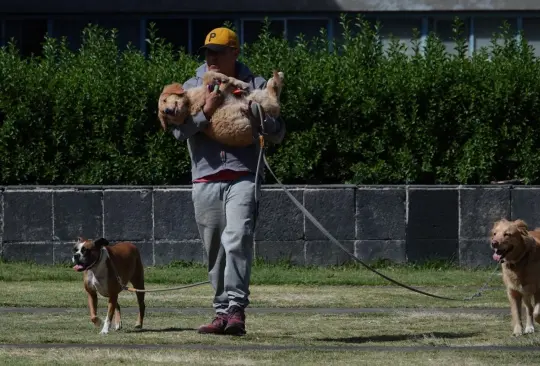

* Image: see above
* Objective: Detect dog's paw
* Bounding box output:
[114,321,122,331]
[134,323,143,330]
[512,326,523,336]
[273,71,284,82]
[524,325,535,334]
[100,319,111,335]
[91,316,103,328]
[234,80,250,90]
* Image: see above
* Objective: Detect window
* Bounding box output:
[473,17,517,52]
[521,18,540,56]
[431,17,470,55]
[377,17,424,56]
[242,19,285,46]
[51,18,96,51]
[146,18,189,54]
[96,18,141,51]
[287,19,329,44]
[5,19,48,57]
[331,16,377,50]
[1,20,5,46]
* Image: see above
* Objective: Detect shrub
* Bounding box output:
[1,16,539,185]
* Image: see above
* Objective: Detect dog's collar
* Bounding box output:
[85,247,106,271]
[503,249,530,267]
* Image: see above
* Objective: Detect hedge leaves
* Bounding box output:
[1,16,539,185]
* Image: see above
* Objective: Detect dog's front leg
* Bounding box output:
[523,294,535,334]
[218,80,232,94]
[87,291,102,328]
[114,302,122,331]
[533,292,540,324]
[230,78,250,91]
[508,289,524,336]
[101,294,118,335]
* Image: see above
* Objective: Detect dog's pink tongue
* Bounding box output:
[493,253,502,262]
[73,264,84,271]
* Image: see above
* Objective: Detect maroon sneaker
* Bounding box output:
[224,305,246,336]
[197,313,228,334]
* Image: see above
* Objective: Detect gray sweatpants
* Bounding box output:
[192,174,259,314]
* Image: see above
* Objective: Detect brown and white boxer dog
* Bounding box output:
[72,237,146,334]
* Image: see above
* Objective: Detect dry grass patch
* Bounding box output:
[0,282,509,309]
[0,263,537,365]
[0,261,503,288]
[1,347,540,366]
[1,309,540,348]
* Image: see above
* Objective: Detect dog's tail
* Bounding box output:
[128,246,145,292]
[135,250,144,279]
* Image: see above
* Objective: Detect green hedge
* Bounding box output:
[1,16,540,185]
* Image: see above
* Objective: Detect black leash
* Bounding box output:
[262,153,502,302]
[252,101,500,301]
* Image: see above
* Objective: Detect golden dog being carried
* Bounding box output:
[157,70,284,147]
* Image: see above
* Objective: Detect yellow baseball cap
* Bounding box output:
[199,27,239,52]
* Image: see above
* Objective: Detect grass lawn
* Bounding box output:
[2,348,539,366]
[1,260,536,365]
[0,259,503,287]
[0,259,509,308]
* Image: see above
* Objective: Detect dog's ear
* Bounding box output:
[161,83,185,96]
[94,238,110,248]
[158,110,168,131]
[522,233,536,251]
[514,219,535,251]
[515,219,529,236]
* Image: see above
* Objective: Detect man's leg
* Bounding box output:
[221,175,259,335]
[192,182,229,333]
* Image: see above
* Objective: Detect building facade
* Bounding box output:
[1,1,540,57]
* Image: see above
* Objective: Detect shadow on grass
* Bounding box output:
[124,327,197,333]
[317,331,480,343]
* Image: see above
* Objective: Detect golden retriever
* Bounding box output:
[158,70,284,147]
[490,218,540,336]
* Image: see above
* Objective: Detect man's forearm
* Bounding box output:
[169,110,210,141]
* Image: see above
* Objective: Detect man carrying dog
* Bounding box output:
[159,27,286,336]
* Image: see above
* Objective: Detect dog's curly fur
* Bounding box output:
[490,218,540,336]
[158,70,284,147]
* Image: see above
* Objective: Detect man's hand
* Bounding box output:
[248,101,266,135]
[203,85,224,120]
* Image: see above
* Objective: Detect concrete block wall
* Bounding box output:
[0,185,535,267]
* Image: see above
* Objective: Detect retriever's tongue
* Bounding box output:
[73,264,84,271]
[493,253,502,262]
